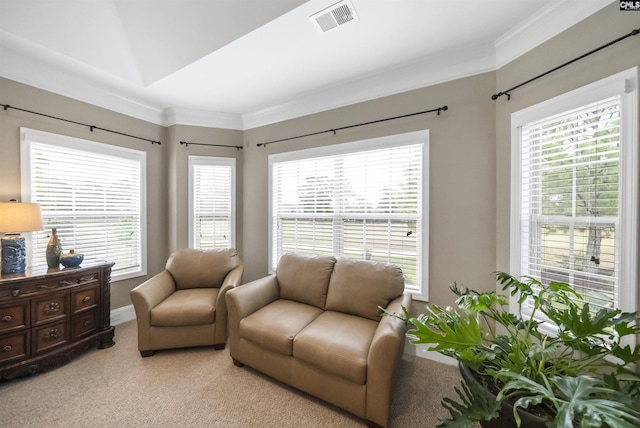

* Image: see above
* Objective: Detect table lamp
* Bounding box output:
[0,200,44,274]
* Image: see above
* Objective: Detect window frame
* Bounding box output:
[268,130,429,301]
[187,155,236,250]
[20,127,148,281]
[510,67,639,327]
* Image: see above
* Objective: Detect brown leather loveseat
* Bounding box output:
[225,253,411,428]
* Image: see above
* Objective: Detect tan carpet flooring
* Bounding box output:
[1,320,465,427]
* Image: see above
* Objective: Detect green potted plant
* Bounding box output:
[386,272,640,427]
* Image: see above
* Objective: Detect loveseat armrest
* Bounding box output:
[366,292,412,427]
[226,274,280,360]
[226,274,279,320]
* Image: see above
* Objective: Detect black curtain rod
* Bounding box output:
[179,141,242,150]
[258,105,448,147]
[492,27,640,101]
[1,103,162,145]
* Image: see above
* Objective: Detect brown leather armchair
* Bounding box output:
[130,248,243,357]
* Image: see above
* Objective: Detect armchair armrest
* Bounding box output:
[217,261,245,307]
[130,270,176,316]
[129,270,176,352]
[214,261,244,342]
[366,292,412,426]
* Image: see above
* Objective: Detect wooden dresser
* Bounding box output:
[0,260,115,379]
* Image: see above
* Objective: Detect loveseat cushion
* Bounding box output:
[325,258,405,321]
[239,300,323,355]
[167,248,240,290]
[150,288,218,326]
[293,311,378,384]
[276,253,336,309]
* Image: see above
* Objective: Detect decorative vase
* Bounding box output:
[46,228,63,268]
[60,249,84,268]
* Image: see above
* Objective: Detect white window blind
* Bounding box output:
[270,131,428,298]
[21,128,146,280]
[520,96,621,309]
[512,67,638,321]
[188,156,235,249]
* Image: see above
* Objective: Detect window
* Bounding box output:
[511,68,638,319]
[21,128,147,281]
[188,156,236,249]
[269,130,429,300]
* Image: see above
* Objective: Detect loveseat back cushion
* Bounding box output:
[276,253,336,309]
[167,248,240,290]
[325,258,405,321]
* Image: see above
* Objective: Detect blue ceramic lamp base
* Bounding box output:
[1,234,26,274]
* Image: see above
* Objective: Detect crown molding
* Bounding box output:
[494,0,613,69]
[163,107,244,130]
[244,0,613,129]
[0,30,166,125]
[1,2,612,131]
[243,42,496,130]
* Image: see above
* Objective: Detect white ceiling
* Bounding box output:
[0,0,613,129]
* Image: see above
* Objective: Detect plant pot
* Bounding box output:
[458,363,548,428]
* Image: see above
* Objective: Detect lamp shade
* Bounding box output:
[0,202,44,233]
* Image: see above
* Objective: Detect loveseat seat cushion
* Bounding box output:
[167,248,240,290]
[276,253,336,309]
[326,258,405,321]
[239,300,323,355]
[150,288,219,326]
[293,311,378,385]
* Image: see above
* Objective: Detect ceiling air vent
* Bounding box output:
[310,0,358,33]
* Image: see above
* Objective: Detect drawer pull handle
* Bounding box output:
[82,296,91,303]
[44,328,61,341]
[61,275,97,286]
[2,315,12,322]
[43,302,61,315]
[2,345,12,352]
[11,290,20,297]
[83,320,91,327]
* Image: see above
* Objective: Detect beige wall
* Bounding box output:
[0,79,243,309]
[243,72,498,309]
[494,3,640,309]
[164,124,243,253]
[1,2,637,312]
[0,78,167,308]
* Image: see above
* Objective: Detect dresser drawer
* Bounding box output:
[33,320,69,354]
[72,285,99,314]
[1,261,114,379]
[0,302,29,333]
[0,272,99,300]
[0,331,29,364]
[32,293,69,326]
[73,310,98,339]
[56,272,99,289]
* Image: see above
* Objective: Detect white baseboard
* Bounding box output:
[110,304,136,325]
[405,342,458,366]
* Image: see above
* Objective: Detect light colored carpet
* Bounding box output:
[0,320,465,427]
